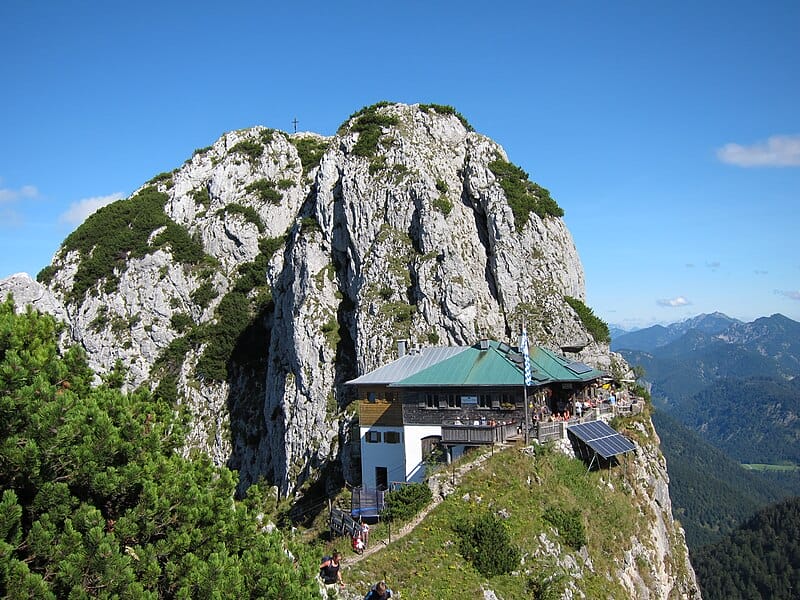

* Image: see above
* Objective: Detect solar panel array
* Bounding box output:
[567,420,636,459]
[565,361,593,375]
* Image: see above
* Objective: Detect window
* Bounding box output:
[383,431,401,444]
[365,431,381,443]
[478,393,492,409]
[499,393,516,409]
[446,394,461,409]
[426,393,439,409]
[368,391,376,402]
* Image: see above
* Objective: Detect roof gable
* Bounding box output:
[346,346,468,385]
[530,347,605,382]
[391,341,524,387]
[347,340,605,388]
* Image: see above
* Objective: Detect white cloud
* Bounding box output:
[657,296,691,307]
[706,261,721,270]
[776,290,800,301]
[59,193,124,225]
[717,134,800,167]
[0,184,39,204]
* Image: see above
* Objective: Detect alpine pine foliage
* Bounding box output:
[0,296,317,598]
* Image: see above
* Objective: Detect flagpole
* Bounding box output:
[521,322,531,446]
[523,374,530,445]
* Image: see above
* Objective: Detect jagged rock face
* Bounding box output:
[618,422,701,599]
[1,103,604,493]
[541,422,701,599]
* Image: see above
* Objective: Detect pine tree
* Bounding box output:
[0,296,318,598]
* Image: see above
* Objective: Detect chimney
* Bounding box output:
[397,339,408,358]
[479,339,490,351]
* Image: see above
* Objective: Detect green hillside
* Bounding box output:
[652,409,800,549]
[679,376,800,464]
[693,497,800,600]
[339,409,694,599]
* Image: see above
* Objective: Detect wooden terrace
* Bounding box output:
[440,420,519,445]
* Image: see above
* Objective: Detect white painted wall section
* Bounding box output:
[403,425,442,483]
[359,426,406,489]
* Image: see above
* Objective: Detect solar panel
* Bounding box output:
[566,361,593,375]
[567,420,636,459]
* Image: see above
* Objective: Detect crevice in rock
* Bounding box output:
[225,299,274,497]
[462,175,499,306]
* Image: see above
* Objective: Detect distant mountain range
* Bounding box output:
[615,313,800,404]
[617,312,800,555]
[612,312,740,353]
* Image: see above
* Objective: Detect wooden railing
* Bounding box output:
[535,420,565,442]
[533,401,644,442]
[350,486,385,519]
[441,421,517,445]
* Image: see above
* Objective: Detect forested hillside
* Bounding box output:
[0,298,316,598]
[693,497,800,600]
[680,376,800,464]
[625,333,784,404]
[652,410,799,549]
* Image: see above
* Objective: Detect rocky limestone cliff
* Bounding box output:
[2,102,700,598]
[3,103,619,493]
[523,420,700,600]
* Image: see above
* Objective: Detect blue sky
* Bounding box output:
[1,1,798,329]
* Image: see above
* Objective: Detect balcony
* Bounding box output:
[440,420,518,445]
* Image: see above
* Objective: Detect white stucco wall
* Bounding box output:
[359,425,406,489]
[403,425,442,483]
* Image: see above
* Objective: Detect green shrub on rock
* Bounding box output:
[381,482,432,523]
[454,511,521,577]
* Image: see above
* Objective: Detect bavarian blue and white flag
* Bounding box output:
[521,324,532,386]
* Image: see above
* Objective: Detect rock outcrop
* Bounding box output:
[1,102,698,598]
[1,103,620,492]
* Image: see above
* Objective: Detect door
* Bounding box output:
[375,466,388,490]
[421,435,443,463]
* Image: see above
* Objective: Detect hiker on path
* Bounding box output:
[319,551,345,590]
[364,580,392,599]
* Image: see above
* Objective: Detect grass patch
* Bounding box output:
[342,102,398,158]
[189,187,211,208]
[432,195,453,216]
[564,296,610,343]
[488,159,563,231]
[229,139,264,163]
[290,137,329,175]
[215,203,266,233]
[245,179,282,205]
[347,446,638,599]
[57,186,208,302]
[418,103,475,131]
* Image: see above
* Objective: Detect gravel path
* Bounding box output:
[341,448,501,567]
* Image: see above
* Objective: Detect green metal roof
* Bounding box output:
[529,347,606,383]
[388,341,605,388]
[390,341,523,387]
